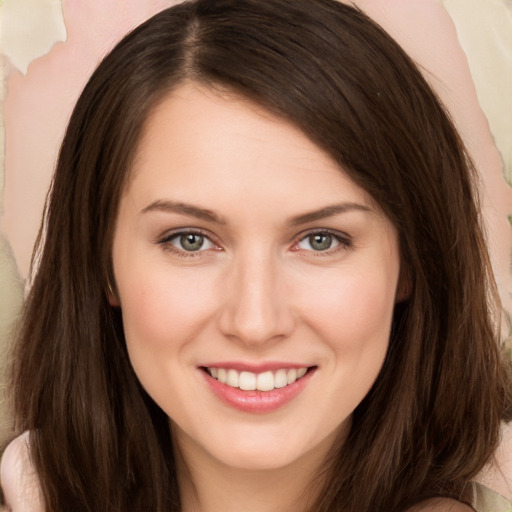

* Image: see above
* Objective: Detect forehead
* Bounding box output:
[126,82,377,214]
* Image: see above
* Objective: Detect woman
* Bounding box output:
[1,0,510,510]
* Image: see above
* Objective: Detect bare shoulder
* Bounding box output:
[0,432,44,512]
[475,422,512,500]
[405,498,474,512]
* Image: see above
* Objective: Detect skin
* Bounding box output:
[111,82,402,511]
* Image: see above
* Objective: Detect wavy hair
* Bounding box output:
[5,0,511,510]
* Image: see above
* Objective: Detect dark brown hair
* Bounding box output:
[5,0,511,510]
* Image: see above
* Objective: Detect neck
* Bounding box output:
[174,428,338,512]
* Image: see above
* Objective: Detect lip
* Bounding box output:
[200,363,316,413]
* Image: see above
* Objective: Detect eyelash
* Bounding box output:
[157,229,219,258]
[156,228,353,257]
[292,229,353,256]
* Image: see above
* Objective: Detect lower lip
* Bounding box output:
[201,368,315,413]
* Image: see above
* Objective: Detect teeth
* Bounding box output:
[257,371,274,392]
[274,369,288,388]
[227,369,239,388]
[217,368,227,384]
[239,371,256,391]
[287,369,297,384]
[207,366,309,391]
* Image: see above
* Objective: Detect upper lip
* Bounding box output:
[200,361,313,372]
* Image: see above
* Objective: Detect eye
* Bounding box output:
[295,231,351,253]
[159,230,217,254]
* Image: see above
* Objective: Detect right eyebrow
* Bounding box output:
[139,200,227,225]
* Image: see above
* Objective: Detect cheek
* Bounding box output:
[118,266,219,355]
[301,269,397,350]
[306,269,397,414]
[117,267,221,408]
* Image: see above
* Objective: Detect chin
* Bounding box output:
[213,444,310,472]
[184,419,342,474]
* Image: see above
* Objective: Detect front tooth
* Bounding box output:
[274,369,288,388]
[239,371,256,390]
[227,369,239,388]
[217,368,227,384]
[287,369,297,384]
[297,367,307,378]
[257,371,275,391]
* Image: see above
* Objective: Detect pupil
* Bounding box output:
[181,234,203,251]
[310,234,332,251]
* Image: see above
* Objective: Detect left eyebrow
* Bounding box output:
[289,202,372,226]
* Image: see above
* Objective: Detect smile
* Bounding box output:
[207,367,308,392]
[201,365,316,413]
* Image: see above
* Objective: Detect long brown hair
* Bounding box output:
[5,0,511,510]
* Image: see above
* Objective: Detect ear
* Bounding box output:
[107,280,120,307]
[395,267,412,303]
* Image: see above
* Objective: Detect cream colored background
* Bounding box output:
[0,0,511,444]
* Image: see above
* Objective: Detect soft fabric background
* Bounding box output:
[0,0,511,460]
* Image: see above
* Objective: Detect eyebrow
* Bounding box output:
[140,200,226,224]
[289,202,372,225]
[140,199,371,225]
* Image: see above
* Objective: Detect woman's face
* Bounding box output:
[111,82,401,472]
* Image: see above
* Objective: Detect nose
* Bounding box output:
[218,250,295,347]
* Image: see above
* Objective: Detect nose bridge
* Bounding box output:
[219,246,293,345]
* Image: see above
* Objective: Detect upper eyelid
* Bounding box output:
[157,227,217,244]
[293,227,352,244]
